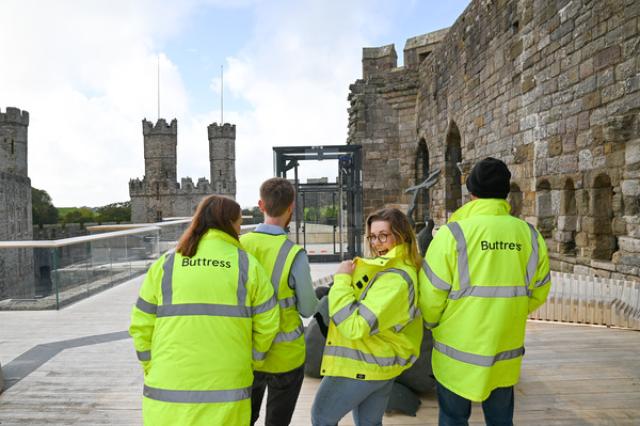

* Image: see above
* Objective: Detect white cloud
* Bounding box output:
[0,0,398,209]
[0,0,194,206]
[222,0,389,207]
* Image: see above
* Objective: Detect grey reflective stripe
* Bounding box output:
[273,324,304,343]
[253,349,267,361]
[424,320,439,328]
[525,223,539,286]
[156,303,251,318]
[449,286,529,300]
[253,295,277,315]
[422,259,452,291]
[279,296,297,309]
[143,384,251,403]
[446,222,470,290]
[324,345,417,368]
[136,297,158,315]
[331,301,379,334]
[332,302,355,326]
[271,239,296,297]
[237,249,249,305]
[433,340,524,367]
[358,304,379,334]
[136,350,151,361]
[161,252,175,305]
[534,272,551,288]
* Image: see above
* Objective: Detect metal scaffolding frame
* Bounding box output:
[273,145,363,262]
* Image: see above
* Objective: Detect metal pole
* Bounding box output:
[221,65,224,124]
[302,192,306,250]
[332,191,336,255]
[157,54,160,120]
[52,249,60,310]
[338,167,344,260]
[294,164,300,245]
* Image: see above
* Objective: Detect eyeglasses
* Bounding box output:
[366,232,390,243]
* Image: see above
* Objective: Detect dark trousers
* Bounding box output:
[437,382,514,426]
[251,365,305,426]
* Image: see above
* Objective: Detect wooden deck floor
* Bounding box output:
[1,275,639,425]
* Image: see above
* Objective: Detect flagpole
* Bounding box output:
[221,65,224,124]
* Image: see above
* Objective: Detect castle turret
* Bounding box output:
[0,107,30,177]
[207,123,236,199]
[0,106,34,300]
[142,118,177,184]
[362,44,397,79]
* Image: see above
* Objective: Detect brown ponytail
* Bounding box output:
[176,195,241,257]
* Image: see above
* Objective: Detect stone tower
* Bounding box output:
[208,123,236,199]
[143,118,178,185]
[0,106,34,300]
[130,118,238,223]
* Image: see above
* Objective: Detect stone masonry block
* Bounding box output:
[594,45,621,71]
[558,215,578,232]
[626,139,640,166]
[619,236,640,253]
[578,149,593,171]
[621,179,640,196]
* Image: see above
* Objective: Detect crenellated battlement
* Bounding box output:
[207,123,236,139]
[361,28,449,78]
[0,107,29,126]
[142,118,178,135]
[130,176,214,195]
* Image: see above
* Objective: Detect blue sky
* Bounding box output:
[0,0,470,208]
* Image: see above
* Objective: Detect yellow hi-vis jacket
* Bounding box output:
[321,244,423,381]
[129,229,280,426]
[418,198,551,402]
[240,231,305,373]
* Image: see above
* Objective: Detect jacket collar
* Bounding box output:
[448,198,512,223]
[201,229,242,248]
[358,243,408,267]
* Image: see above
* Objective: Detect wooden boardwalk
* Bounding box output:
[1,274,639,425]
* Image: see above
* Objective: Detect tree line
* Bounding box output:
[31,187,131,226]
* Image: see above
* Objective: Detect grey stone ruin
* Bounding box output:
[405,168,440,256]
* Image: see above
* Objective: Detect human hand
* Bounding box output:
[336,260,356,275]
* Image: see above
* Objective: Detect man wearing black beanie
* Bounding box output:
[465,157,512,199]
[418,157,551,426]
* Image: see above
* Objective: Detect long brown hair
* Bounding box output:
[176,195,241,257]
[366,208,422,270]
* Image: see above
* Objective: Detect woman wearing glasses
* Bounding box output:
[311,208,423,426]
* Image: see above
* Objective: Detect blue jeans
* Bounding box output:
[311,376,394,426]
[437,382,514,426]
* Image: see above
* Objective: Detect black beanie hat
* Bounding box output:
[466,157,511,199]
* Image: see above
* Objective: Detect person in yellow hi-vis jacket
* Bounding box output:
[129,195,280,426]
[419,157,551,426]
[241,177,318,426]
[311,208,423,426]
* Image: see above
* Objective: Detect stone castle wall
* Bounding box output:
[0,107,34,299]
[347,0,640,280]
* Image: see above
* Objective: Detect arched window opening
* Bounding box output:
[591,174,617,260]
[414,139,430,223]
[445,122,462,215]
[536,180,553,238]
[558,179,577,255]
[508,183,523,218]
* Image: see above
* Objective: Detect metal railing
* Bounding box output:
[0,220,257,311]
[529,271,640,330]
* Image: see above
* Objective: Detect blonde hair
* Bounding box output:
[366,208,422,270]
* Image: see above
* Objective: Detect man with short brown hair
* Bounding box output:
[241,177,318,426]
